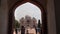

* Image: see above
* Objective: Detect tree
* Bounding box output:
[14,20,20,28]
[38,20,41,28]
[37,20,41,34]
[14,20,20,34]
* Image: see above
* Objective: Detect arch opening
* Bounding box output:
[14,2,42,34]
[8,1,47,34]
[14,2,42,24]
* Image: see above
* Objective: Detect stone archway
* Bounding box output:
[8,0,47,34]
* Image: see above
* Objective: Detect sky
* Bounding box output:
[14,2,42,23]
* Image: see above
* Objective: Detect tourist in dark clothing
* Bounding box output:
[15,28,18,34]
[21,26,25,34]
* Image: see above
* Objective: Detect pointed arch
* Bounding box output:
[8,0,47,34]
[14,2,42,23]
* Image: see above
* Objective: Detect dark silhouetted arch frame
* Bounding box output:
[7,0,48,34]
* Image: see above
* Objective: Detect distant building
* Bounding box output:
[20,15,37,34]
[19,15,41,34]
[20,15,37,29]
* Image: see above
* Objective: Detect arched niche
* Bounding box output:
[8,0,47,34]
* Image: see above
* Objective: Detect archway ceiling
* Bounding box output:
[7,0,47,10]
